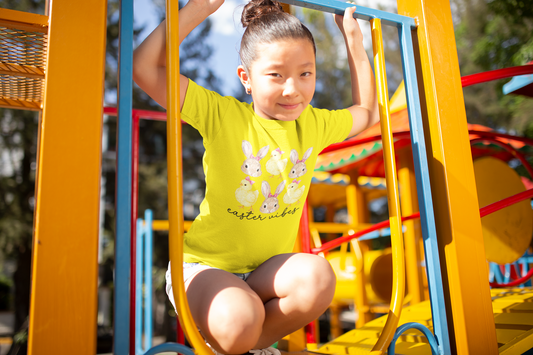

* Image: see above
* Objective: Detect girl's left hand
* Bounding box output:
[334,6,363,43]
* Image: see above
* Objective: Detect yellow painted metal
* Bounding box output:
[0,8,48,29]
[27,0,107,354]
[368,18,405,354]
[396,0,499,353]
[473,157,532,264]
[316,288,533,355]
[0,8,48,111]
[398,149,426,304]
[286,327,307,352]
[166,1,212,354]
[149,220,192,231]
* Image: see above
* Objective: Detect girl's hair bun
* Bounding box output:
[241,0,284,28]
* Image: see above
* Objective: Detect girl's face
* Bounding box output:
[238,39,316,121]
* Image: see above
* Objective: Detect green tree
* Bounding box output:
[453,0,533,132]
[296,3,402,111]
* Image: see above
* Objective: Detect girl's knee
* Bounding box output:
[208,291,265,353]
[291,255,336,306]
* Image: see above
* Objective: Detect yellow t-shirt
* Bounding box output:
[181,80,352,273]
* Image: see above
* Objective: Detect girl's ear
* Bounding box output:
[237,65,250,88]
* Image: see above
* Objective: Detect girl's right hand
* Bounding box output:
[188,0,225,17]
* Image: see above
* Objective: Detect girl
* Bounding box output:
[132,0,378,354]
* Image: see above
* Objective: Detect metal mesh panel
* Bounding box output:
[0,24,47,110]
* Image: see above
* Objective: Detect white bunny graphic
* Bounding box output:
[241,140,269,177]
[259,180,286,214]
[288,147,313,178]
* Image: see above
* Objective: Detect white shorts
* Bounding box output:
[165,262,253,312]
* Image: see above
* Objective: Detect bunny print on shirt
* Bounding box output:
[233,140,313,217]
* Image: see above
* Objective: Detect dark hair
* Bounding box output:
[240,0,316,72]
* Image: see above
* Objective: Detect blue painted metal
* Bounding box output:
[135,211,155,355]
[144,209,153,350]
[135,218,144,355]
[276,2,452,353]
[281,0,415,27]
[503,73,533,95]
[143,343,196,355]
[115,0,134,353]
[489,251,533,287]
[279,2,450,353]
[398,21,451,355]
[388,322,439,355]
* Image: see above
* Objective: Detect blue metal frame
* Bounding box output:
[280,1,450,353]
[503,73,533,95]
[388,322,439,355]
[135,210,154,355]
[135,219,144,354]
[115,0,134,354]
[398,21,451,355]
[144,343,196,355]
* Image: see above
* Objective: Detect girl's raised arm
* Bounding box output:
[132,0,224,109]
[334,6,379,138]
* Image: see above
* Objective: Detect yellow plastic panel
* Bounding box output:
[28,1,107,354]
[473,157,532,264]
[396,0,498,353]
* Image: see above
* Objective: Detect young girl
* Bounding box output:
[132,0,378,354]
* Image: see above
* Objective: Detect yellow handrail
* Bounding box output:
[369,18,406,354]
[166,1,212,354]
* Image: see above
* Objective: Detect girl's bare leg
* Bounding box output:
[185,269,266,354]
[246,253,336,349]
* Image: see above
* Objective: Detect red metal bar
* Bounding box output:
[300,199,312,253]
[177,319,185,345]
[129,113,140,355]
[311,188,533,254]
[469,130,533,147]
[305,321,317,345]
[461,64,533,88]
[104,106,167,121]
[490,267,533,288]
[319,131,411,155]
[470,137,533,179]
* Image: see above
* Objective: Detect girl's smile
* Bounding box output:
[237,39,316,121]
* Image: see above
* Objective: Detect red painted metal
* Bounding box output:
[311,188,533,254]
[469,130,533,147]
[177,319,185,345]
[470,137,533,179]
[305,321,317,345]
[319,131,411,155]
[300,199,312,253]
[490,267,533,288]
[461,64,533,88]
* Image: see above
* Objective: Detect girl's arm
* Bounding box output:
[334,6,379,138]
[132,0,224,109]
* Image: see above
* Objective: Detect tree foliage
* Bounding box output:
[453,0,533,132]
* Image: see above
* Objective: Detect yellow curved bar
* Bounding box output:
[166,1,212,354]
[369,18,406,354]
[151,220,192,231]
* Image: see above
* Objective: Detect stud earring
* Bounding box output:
[246,87,251,95]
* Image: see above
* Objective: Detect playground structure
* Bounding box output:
[1,0,533,355]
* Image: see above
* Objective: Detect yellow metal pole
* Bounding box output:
[28,0,107,354]
[166,1,212,354]
[398,149,425,304]
[396,0,498,353]
[369,18,405,354]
